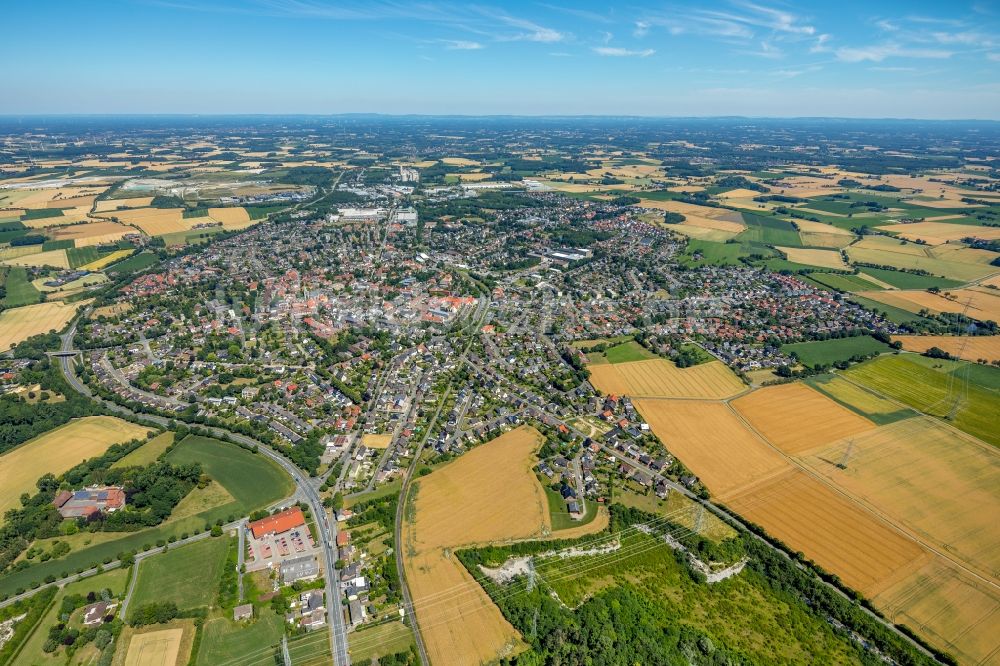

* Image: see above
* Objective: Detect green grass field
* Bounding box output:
[604,340,657,364]
[2,266,42,307]
[130,536,230,613]
[41,239,74,251]
[807,272,884,292]
[804,374,915,426]
[843,354,1000,446]
[166,435,295,510]
[20,209,64,221]
[104,250,158,275]
[196,610,284,665]
[111,431,174,468]
[783,336,892,367]
[3,266,42,308]
[853,267,964,290]
[737,213,803,247]
[66,247,101,269]
[288,631,334,666]
[348,621,416,662]
[679,239,776,267]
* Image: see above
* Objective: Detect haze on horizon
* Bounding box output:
[3,0,999,119]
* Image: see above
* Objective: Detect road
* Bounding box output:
[57,320,352,665]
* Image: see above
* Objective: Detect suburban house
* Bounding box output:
[54,487,126,520]
[82,600,118,626]
[249,506,306,539]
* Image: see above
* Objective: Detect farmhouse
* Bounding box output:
[249,506,306,539]
[54,486,126,519]
[234,604,253,621]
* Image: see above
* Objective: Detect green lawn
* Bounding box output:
[2,266,42,307]
[843,354,1000,446]
[166,435,295,511]
[196,610,284,665]
[130,536,230,613]
[604,340,656,364]
[679,239,776,267]
[348,620,416,662]
[783,336,892,367]
[111,431,175,468]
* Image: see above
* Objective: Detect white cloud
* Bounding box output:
[634,21,650,38]
[592,46,655,57]
[491,13,566,42]
[442,40,483,50]
[836,43,954,62]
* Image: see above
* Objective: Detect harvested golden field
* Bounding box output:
[123,627,184,666]
[93,196,154,212]
[91,302,133,319]
[777,246,848,269]
[857,288,1000,321]
[877,221,1000,245]
[873,558,1000,666]
[0,300,81,349]
[846,237,997,282]
[1,248,69,268]
[667,221,741,242]
[207,206,252,228]
[441,157,481,166]
[893,334,1000,362]
[638,199,742,222]
[0,245,42,261]
[717,187,767,198]
[726,469,927,596]
[79,249,133,271]
[33,272,108,293]
[48,220,133,246]
[803,417,1000,580]
[457,172,494,182]
[361,433,392,449]
[95,207,191,236]
[930,244,1000,265]
[403,426,549,665]
[588,359,745,399]
[799,232,855,248]
[633,400,789,498]
[732,383,877,455]
[0,416,151,515]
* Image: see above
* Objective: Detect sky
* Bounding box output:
[2,0,999,118]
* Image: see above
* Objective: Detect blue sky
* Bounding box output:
[3,0,998,118]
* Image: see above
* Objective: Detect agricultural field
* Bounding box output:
[117,620,196,666]
[1,248,70,269]
[876,221,1000,245]
[792,219,856,248]
[0,416,152,515]
[632,400,789,499]
[842,355,1000,446]
[802,416,999,582]
[854,267,963,290]
[725,469,927,595]
[1,265,42,307]
[111,431,175,468]
[782,335,893,367]
[207,206,253,229]
[130,536,231,612]
[94,207,191,236]
[846,236,998,282]
[93,196,154,212]
[736,213,802,246]
[872,557,1000,666]
[776,246,848,269]
[0,300,82,349]
[806,272,884,292]
[79,249,133,271]
[587,358,745,399]
[104,250,158,275]
[47,221,133,247]
[892,334,1000,362]
[804,375,915,424]
[402,426,546,664]
[732,383,877,455]
[855,287,1000,322]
